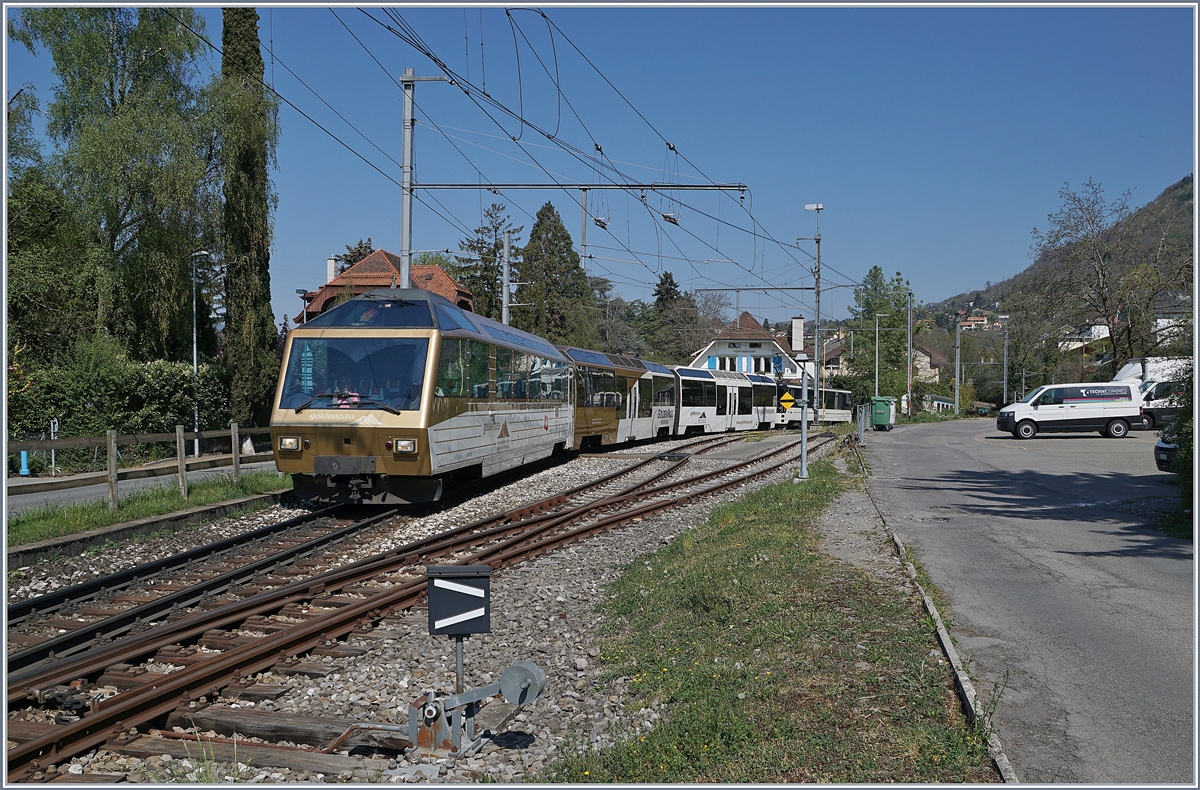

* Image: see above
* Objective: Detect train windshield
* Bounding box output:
[280,337,429,412]
[304,298,434,328]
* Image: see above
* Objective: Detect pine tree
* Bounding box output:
[335,237,374,273]
[452,203,522,320]
[220,7,279,426]
[513,202,598,348]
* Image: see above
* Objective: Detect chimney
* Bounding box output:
[791,315,805,351]
[327,256,336,283]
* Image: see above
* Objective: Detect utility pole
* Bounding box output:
[799,203,823,421]
[875,313,889,397]
[954,320,962,415]
[400,68,448,290]
[1000,314,1010,404]
[906,290,913,417]
[580,189,588,273]
[502,230,511,326]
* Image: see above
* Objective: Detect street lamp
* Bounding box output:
[296,289,308,324]
[999,314,1010,404]
[799,202,823,421]
[190,250,210,458]
[875,313,889,397]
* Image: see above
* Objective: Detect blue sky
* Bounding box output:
[6,5,1195,332]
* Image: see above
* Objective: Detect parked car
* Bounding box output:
[1139,380,1185,430]
[1154,427,1179,472]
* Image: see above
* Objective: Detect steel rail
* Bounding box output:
[7,509,390,674]
[8,436,724,697]
[7,435,831,781]
[7,507,341,626]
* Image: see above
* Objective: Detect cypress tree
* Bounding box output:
[514,202,598,348]
[220,7,278,426]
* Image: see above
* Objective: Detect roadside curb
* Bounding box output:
[890,529,1020,783]
[849,436,1019,783]
[7,491,290,567]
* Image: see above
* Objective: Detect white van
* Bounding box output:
[996,382,1141,439]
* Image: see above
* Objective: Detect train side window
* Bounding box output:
[653,375,674,406]
[511,350,530,399]
[496,347,514,400]
[716,384,728,415]
[753,384,774,409]
[615,373,627,411]
[434,338,469,397]
[470,341,490,398]
[576,367,590,407]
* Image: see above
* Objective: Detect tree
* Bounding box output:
[1029,178,1193,376]
[846,266,912,398]
[513,202,597,348]
[453,203,522,321]
[591,277,644,356]
[9,8,222,361]
[220,7,279,426]
[335,237,374,273]
[653,271,682,308]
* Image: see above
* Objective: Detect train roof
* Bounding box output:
[300,288,568,362]
[555,346,648,373]
[642,361,672,375]
[745,374,775,384]
[675,367,715,379]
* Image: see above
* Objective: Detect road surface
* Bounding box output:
[862,419,1192,784]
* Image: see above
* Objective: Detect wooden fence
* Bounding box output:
[8,425,273,511]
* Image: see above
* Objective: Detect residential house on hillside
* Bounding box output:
[689,312,804,377]
[296,250,474,323]
[913,344,948,383]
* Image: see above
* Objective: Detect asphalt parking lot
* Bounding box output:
[862,418,1191,784]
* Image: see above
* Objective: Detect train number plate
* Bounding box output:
[314,456,376,475]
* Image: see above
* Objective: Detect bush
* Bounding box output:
[7,336,232,471]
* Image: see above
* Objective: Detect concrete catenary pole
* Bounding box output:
[502,230,511,325]
[400,69,447,289]
[907,290,913,417]
[954,320,962,415]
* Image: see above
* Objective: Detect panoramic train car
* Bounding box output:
[271,288,574,505]
[556,346,657,449]
[818,387,854,423]
[709,369,758,433]
[745,373,780,429]
[673,367,718,435]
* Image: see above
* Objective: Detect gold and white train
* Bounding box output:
[271,287,840,505]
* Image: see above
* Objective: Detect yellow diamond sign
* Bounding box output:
[779,392,796,409]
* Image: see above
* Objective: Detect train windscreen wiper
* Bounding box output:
[293,392,340,413]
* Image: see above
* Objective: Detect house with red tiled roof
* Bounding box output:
[688,311,806,378]
[296,249,474,323]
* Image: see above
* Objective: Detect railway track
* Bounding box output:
[7,431,833,781]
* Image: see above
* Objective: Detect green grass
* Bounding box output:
[546,458,996,783]
[8,471,292,547]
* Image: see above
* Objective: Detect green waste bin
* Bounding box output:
[870,396,896,431]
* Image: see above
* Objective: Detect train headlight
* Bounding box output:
[279,436,301,452]
[391,438,417,454]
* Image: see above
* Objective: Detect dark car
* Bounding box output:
[1155,429,1179,472]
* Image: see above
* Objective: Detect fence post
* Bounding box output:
[176,425,188,499]
[231,422,241,484]
[107,430,118,511]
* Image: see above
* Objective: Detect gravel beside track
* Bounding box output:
[14,438,839,783]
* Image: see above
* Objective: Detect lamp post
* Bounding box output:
[999,314,1010,404]
[190,250,210,458]
[875,313,889,397]
[799,202,823,420]
[296,288,308,324]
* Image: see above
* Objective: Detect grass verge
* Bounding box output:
[8,470,292,547]
[548,457,996,783]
